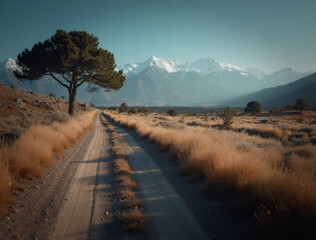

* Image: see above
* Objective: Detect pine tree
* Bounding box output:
[295,98,309,114]
[222,106,234,128]
[14,29,125,115]
[167,109,178,116]
[244,101,262,116]
[119,102,128,113]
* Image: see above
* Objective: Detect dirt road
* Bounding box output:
[50,113,114,240]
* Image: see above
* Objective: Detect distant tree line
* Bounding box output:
[243,98,309,115]
[110,98,310,117]
[115,102,149,115]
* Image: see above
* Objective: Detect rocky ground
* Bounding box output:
[0,84,92,142]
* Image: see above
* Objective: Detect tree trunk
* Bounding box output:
[68,88,76,115]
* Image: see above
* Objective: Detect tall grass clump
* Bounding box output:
[119,209,146,232]
[0,110,98,215]
[221,106,234,128]
[0,150,13,215]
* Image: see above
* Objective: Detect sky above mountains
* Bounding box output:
[0,0,315,73]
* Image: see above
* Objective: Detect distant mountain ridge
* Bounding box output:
[120,56,250,76]
[0,56,313,106]
[225,72,316,107]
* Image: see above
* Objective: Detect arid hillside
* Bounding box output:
[0,84,92,142]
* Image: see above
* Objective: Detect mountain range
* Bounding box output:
[0,56,314,107]
[226,72,316,107]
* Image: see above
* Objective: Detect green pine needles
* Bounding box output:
[222,106,234,128]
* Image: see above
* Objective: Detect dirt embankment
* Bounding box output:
[0,83,92,141]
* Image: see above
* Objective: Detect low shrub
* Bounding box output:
[119,209,146,232]
[167,109,178,116]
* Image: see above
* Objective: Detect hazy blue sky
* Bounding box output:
[0,0,315,73]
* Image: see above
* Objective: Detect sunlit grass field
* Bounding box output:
[0,110,98,215]
[104,109,316,237]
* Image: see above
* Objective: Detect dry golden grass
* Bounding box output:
[291,144,316,159]
[104,110,316,213]
[117,185,136,201]
[117,175,138,190]
[119,209,146,232]
[0,153,13,215]
[124,199,143,209]
[107,124,116,132]
[114,158,131,175]
[27,125,70,156]
[102,116,146,233]
[112,141,126,158]
[0,110,98,215]
[256,127,283,138]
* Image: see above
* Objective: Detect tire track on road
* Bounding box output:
[51,114,120,240]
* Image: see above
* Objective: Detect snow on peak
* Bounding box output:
[148,56,181,73]
[5,58,21,72]
[218,62,247,73]
[121,56,181,74]
[183,57,248,75]
[120,56,251,76]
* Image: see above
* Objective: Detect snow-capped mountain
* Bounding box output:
[182,57,249,76]
[121,56,250,76]
[247,68,266,79]
[0,57,313,106]
[121,56,181,74]
[5,58,21,72]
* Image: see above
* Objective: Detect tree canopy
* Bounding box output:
[222,106,234,128]
[244,101,262,116]
[14,29,125,115]
[119,102,128,113]
[295,98,309,114]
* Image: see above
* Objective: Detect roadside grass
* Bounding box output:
[104,110,316,238]
[112,142,127,158]
[0,153,13,215]
[118,188,136,201]
[0,110,98,215]
[181,113,316,147]
[119,209,146,232]
[114,158,132,175]
[116,175,138,190]
[102,114,146,233]
[124,199,143,209]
